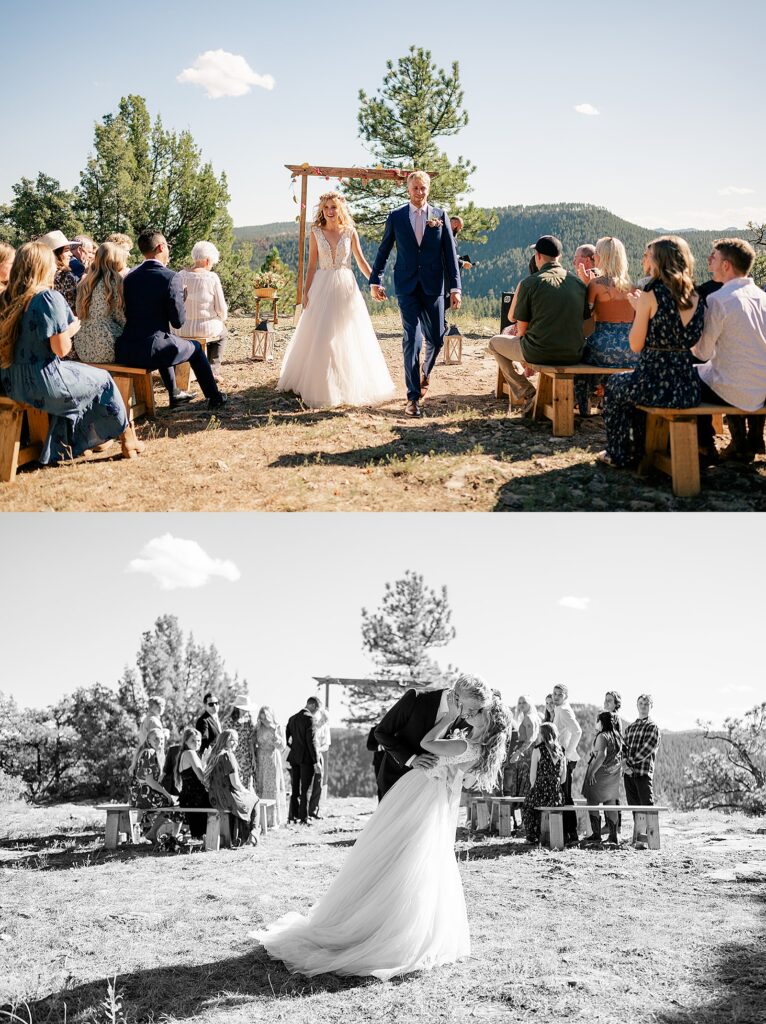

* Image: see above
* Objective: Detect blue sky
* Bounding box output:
[1,0,764,231]
[0,513,761,732]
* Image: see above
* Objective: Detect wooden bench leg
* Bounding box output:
[475,800,491,830]
[549,811,565,851]
[551,376,575,437]
[669,419,701,497]
[0,405,24,483]
[259,802,269,837]
[134,373,156,418]
[498,804,513,838]
[633,811,648,844]
[104,811,120,850]
[540,810,550,847]
[174,362,191,393]
[219,812,232,849]
[533,372,553,423]
[646,812,660,850]
[712,413,724,436]
[640,412,669,477]
[117,809,133,844]
[205,811,221,852]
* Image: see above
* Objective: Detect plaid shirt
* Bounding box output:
[624,717,660,775]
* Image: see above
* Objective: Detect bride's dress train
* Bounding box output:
[277,227,396,408]
[251,746,478,979]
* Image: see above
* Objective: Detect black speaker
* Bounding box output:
[500,291,515,333]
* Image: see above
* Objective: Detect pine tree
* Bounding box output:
[0,173,82,245]
[343,47,496,243]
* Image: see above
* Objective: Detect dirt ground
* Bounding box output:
[2,314,765,512]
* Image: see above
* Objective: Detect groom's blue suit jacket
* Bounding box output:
[370,204,461,297]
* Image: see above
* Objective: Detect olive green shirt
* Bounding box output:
[514,261,589,364]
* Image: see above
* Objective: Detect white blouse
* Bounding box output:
[174,269,228,339]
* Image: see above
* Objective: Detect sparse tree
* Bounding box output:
[748,221,766,287]
[344,47,497,243]
[685,703,766,814]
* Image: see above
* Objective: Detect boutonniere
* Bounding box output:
[426,216,442,229]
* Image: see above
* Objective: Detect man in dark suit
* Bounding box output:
[373,675,490,799]
[116,229,227,410]
[366,725,386,801]
[286,697,321,825]
[195,692,222,758]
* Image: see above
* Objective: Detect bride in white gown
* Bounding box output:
[251,690,511,980]
[277,191,395,408]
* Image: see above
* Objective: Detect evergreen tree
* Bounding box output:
[343,47,497,243]
[259,245,297,312]
[748,221,766,287]
[211,202,256,312]
[0,173,82,245]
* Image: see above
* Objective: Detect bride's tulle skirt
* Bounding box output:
[277,267,396,408]
[251,768,469,979]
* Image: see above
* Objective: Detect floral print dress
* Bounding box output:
[255,722,288,826]
[603,281,704,466]
[522,743,564,844]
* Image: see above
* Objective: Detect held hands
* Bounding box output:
[371,284,387,302]
[411,753,438,770]
[314,762,322,775]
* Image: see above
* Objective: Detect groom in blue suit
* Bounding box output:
[370,171,461,417]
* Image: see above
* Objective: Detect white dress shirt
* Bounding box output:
[692,277,766,411]
[553,702,582,762]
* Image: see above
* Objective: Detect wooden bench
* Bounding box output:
[537,804,668,850]
[89,364,156,420]
[97,799,276,852]
[488,795,525,837]
[495,365,631,436]
[638,404,766,497]
[172,338,207,393]
[0,397,48,483]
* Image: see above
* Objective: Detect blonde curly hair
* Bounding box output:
[312,191,355,232]
[467,697,513,791]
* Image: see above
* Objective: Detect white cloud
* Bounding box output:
[177,50,275,99]
[574,103,600,116]
[557,595,591,611]
[719,684,755,695]
[717,186,756,197]
[127,534,241,590]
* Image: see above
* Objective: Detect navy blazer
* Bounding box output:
[370,204,461,297]
[116,260,186,362]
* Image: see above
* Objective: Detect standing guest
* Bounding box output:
[106,233,134,274]
[74,242,127,363]
[129,695,167,774]
[286,697,321,825]
[604,690,622,728]
[255,706,288,827]
[0,242,142,462]
[173,241,228,380]
[69,236,97,281]
[0,243,15,294]
[581,712,623,846]
[574,243,598,282]
[115,229,227,410]
[504,695,541,829]
[129,728,175,843]
[366,724,385,801]
[543,693,555,723]
[692,238,766,461]
[174,727,210,841]
[37,231,79,314]
[225,695,257,790]
[623,695,661,849]
[521,722,567,845]
[552,684,583,845]
[599,236,703,468]
[575,236,638,416]
[488,236,589,414]
[195,692,222,759]
[309,698,331,820]
[205,729,259,847]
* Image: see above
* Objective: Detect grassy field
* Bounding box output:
[1,799,765,1024]
[1,314,765,512]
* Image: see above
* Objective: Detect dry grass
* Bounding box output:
[1,799,765,1023]
[1,315,765,512]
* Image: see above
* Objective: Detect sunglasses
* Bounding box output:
[207,700,219,707]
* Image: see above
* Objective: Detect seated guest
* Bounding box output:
[115,229,227,410]
[69,235,96,281]
[38,230,79,314]
[581,711,623,846]
[174,726,210,840]
[521,722,566,844]
[599,236,703,468]
[0,242,143,462]
[106,233,134,274]
[489,235,588,414]
[205,729,259,847]
[173,241,229,380]
[0,243,15,295]
[129,728,176,843]
[130,694,167,774]
[573,243,597,282]
[692,238,766,461]
[575,236,638,416]
[75,243,128,363]
[160,740,182,798]
[196,692,222,759]
[622,694,660,849]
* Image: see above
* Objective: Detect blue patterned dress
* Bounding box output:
[603,281,704,466]
[0,290,128,464]
[575,322,639,416]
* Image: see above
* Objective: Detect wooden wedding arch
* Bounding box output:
[285,164,439,315]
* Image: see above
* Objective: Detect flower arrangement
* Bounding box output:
[253,270,282,290]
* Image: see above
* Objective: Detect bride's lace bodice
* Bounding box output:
[422,740,480,784]
[314,227,353,270]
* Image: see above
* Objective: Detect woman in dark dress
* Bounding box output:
[205,729,259,847]
[599,235,704,468]
[175,727,211,840]
[581,712,623,846]
[522,722,567,845]
[129,728,175,843]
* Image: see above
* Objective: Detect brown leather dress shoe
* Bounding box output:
[420,372,430,393]
[405,400,422,418]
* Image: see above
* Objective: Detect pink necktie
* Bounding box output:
[415,208,424,245]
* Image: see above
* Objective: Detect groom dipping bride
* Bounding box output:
[252,675,511,979]
[370,170,462,418]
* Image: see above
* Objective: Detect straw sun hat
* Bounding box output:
[37,230,77,251]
